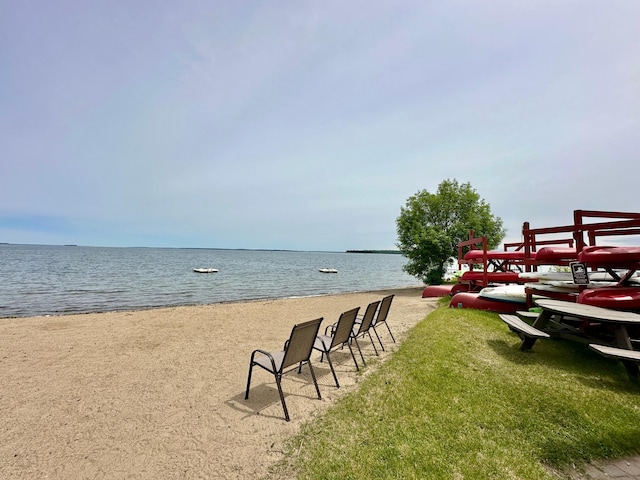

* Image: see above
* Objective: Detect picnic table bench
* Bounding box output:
[499,314,550,350]
[516,310,540,321]
[589,344,640,382]
[511,299,640,380]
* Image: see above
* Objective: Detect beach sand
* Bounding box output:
[1,287,437,479]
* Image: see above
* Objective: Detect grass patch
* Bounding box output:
[277,304,640,479]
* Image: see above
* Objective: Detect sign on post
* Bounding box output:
[570,261,590,285]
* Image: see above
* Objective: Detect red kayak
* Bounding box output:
[422,284,454,298]
[459,271,523,283]
[578,246,640,268]
[450,283,471,295]
[449,292,524,314]
[534,247,577,264]
[578,286,640,312]
[463,250,526,261]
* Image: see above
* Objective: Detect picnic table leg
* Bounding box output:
[517,310,554,350]
[532,310,553,330]
[520,337,538,351]
[622,362,640,382]
[614,325,640,380]
[614,325,633,350]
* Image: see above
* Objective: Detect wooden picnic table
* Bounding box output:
[534,299,640,379]
[534,299,640,348]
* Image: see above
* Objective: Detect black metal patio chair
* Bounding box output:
[371,294,396,351]
[351,300,381,364]
[313,307,360,388]
[245,317,323,421]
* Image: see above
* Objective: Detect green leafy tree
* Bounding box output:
[396,179,505,284]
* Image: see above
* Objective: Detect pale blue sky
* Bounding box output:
[2,1,639,250]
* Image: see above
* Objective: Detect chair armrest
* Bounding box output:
[250,348,278,372]
[324,323,337,335]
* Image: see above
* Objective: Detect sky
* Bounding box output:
[1,1,639,251]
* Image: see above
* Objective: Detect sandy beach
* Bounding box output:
[1,287,437,479]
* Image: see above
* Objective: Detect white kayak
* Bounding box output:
[478,284,543,303]
[193,268,218,273]
[520,270,638,282]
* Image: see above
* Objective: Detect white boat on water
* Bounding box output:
[319,268,338,273]
[193,268,218,273]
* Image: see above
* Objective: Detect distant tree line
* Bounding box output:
[346,250,402,254]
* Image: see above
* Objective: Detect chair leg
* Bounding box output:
[367,332,379,356]
[307,361,322,399]
[352,336,366,366]
[315,338,330,369]
[345,342,360,371]
[275,374,290,422]
[245,362,255,400]
[384,322,396,343]
[372,326,385,352]
[324,351,340,388]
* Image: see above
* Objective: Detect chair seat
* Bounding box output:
[314,335,332,351]
[253,350,285,372]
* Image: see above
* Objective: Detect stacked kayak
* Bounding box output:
[579,287,640,311]
[449,291,524,314]
[422,284,455,297]
[575,246,640,311]
[534,247,578,265]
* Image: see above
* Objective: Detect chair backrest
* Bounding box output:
[354,300,380,335]
[281,317,323,371]
[330,307,360,349]
[374,295,394,325]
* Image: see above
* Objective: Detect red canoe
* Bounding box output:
[450,283,471,295]
[449,292,524,314]
[534,247,578,264]
[578,246,640,268]
[578,286,640,312]
[459,271,523,283]
[463,250,526,262]
[422,285,454,298]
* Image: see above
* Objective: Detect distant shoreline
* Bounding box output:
[346,249,401,254]
[0,242,399,254]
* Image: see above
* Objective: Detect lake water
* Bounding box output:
[0,244,422,318]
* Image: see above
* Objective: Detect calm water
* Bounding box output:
[0,244,421,318]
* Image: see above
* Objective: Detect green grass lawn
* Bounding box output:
[276,301,640,479]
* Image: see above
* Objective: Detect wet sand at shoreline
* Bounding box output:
[0,287,437,479]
